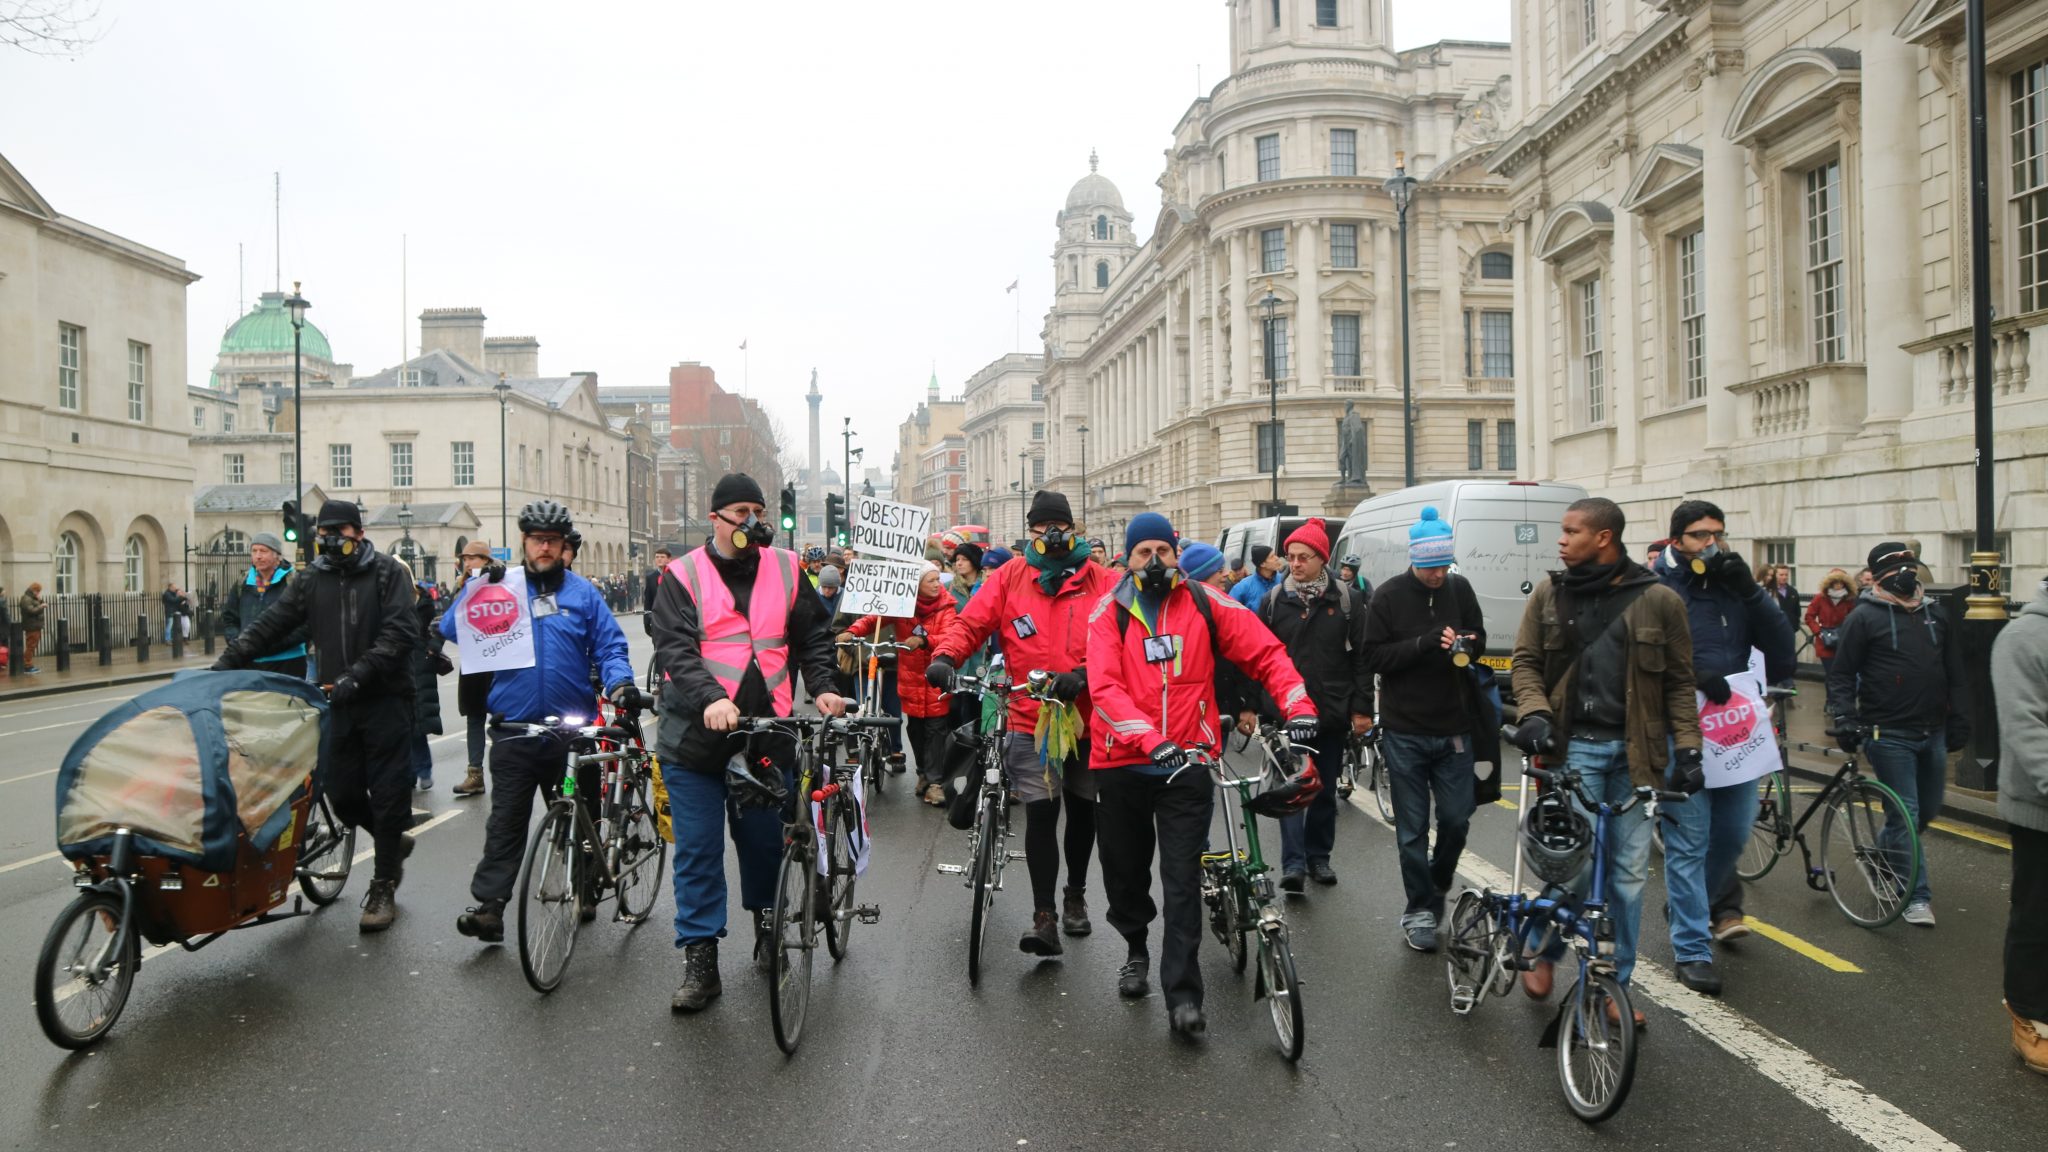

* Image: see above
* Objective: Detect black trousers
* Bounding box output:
[2010,825,2048,1021]
[905,715,949,784]
[1097,766,1214,1010]
[470,729,598,905]
[326,692,415,882]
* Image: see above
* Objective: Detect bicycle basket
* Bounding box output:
[1520,790,1591,886]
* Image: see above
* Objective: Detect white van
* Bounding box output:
[1215,515,1313,572]
[1334,480,1590,663]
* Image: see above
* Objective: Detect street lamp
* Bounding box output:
[398,501,416,569]
[493,373,512,551]
[283,282,310,564]
[1385,152,1420,489]
[1017,449,1030,538]
[1076,422,1089,528]
[1261,282,1280,510]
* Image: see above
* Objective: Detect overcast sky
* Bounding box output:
[2,0,1509,466]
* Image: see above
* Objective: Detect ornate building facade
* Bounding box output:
[959,352,1047,535]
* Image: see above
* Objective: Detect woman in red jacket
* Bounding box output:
[1086,513,1318,1039]
[842,564,957,805]
[1803,567,1856,678]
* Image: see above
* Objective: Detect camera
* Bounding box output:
[1448,633,1477,668]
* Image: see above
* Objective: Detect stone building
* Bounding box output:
[664,361,785,521]
[893,373,966,528]
[1491,0,2048,584]
[1039,1,1517,545]
[960,353,1048,535]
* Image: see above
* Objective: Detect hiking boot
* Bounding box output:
[1307,860,1338,886]
[456,900,506,943]
[1711,914,1752,942]
[1061,886,1093,937]
[358,878,399,933]
[2010,1000,2048,1076]
[1020,908,1064,956]
[1169,1003,1207,1036]
[1118,956,1151,999]
[1280,871,1306,894]
[1903,900,1937,927]
[670,940,722,1013]
[1523,957,1554,1000]
[752,908,775,974]
[452,766,486,797]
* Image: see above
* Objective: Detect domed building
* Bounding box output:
[205,289,351,395]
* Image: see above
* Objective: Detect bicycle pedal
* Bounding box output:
[1006,851,1028,861]
[935,863,967,875]
[856,905,881,924]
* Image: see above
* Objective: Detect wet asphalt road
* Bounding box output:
[2,627,2045,1152]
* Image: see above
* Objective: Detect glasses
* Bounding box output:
[527,534,565,548]
[1682,529,1726,543]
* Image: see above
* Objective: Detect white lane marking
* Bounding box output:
[0,849,66,874]
[1347,792,1964,1152]
[0,693,139,721]
[0,767,59,787]
[0,718,93,739]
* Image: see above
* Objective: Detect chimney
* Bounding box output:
[484,336,541,378]
[419,307,487,369]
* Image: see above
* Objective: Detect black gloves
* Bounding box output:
[1945,716,1972,753]
[328,675,360,707]
[1698,674,1733,706]
[1286,716,1320,746]
[607,681,634,708]
[1052,669,1087,702]
[924,655,957,691]
[430,651,455,676]
[1708,551,1759,596]
[1150,741,1188,773]
[1510,712,1555,755]
[1672,747,1706,795]
[485,562,506,583]
[210,654,240,672]
[1832,721,1863,754]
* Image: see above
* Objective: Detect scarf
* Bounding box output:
[1025,540,1090,596]
[1872,584,1925,612]
[1287,572,1330,602]
[1558,556,1627,593]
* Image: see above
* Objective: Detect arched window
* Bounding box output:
[124,535,144,594]
[1481,251,1514,279]
[1096,261,1110,288]
[55,531,80,597]
[1095,215,1109,240]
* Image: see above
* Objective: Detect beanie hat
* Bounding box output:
[250,531,286,556]
[982,546,1013,569]
[1250,545,1274,568]
[710,472,766,511]
[1284,519,1330,563]
[1409,506,1456,569]
[1125,512,1177,553]
[316,499,362,530]
[1027,489,1074,527]
[954,542,984,570]
[1180,542,1225,582]
[818,566,843,591]
[1868,541,1914,578]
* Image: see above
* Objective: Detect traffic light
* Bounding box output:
[824,492,845,547]
[281,500,299,545]
[779,481,798,534]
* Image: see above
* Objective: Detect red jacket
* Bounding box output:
[1085,577,1315,769]
[849,593,958,719]
[1803,588,1855,660]
[933,557,1118,734]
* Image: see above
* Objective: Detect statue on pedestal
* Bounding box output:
[1338,401,1368,486]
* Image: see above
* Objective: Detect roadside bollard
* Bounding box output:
[97,614,111,667]
[136,613,150,663]
[7,623,21,676]
[54,618,70,673]
[170,617,184,660]
[201,610,215,656]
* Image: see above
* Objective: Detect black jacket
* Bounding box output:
[1359,570,1486,737]
[220,564,309,662]
[1825,591,1971,742]
[220,539,419,699]
[412,592,446,735]
[1244,576,1372,732]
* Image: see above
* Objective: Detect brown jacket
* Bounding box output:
[1510,566,1701,787]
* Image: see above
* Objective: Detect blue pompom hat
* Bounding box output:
[1179,541,1225,582]
[1409,506,1455,569]
[1124,512,1177,553]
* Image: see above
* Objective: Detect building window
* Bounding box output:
[55,531,80,596]
[1577,277,1605,425]
[1262,316,1290,381]
[1329,223,1358,268]
[1677,228,1706,401]
[1031,379,1044,401]
[1330,128,1356,176]
[1270,0,1281,27]
[401,368,422,387]
[225,453,245,484]
[1095,214,1109,240]
[1469,309,1512,378]
[453,441,475,486]
[1481,251,1514,279]
[391,441,413,489]
[281,452,295,485]
[1261,227,1286,273]
[331,443,353,488]
[1033,456,1046,485]
[1316,0,1338,27]
[222,408,236,433]
[1256,422,1286,471]
[1468,420,1485,470]
[220,529,247,554]
[1497,419,1517,471]
[1256,134,1280,182]
[2012,59,2048,312]
[1805,160,1846,363]
[124,535,144,594]
[1760,539,1798,586]
[127,341,148,422]
[1575,0,1598,51]
[58,323,82,410]
[1031,421,1045,439]
[193,406,206,430]
[1096,260,1110,288]
[1331,313,1361,377]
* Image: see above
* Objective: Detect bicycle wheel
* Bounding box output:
[1444,888,1498,1015]
[296,793,356,907]
[1557,969,1638,1123]
[35,891,138,1049]
[824,794,859,961]
[1336,743,1357,800]
[1736,771,1791,882]
[768,842,814,1054]
[1819,777,1921,929]
[1370,750,1394,822]
[967,794,999,987]
[517,804,582,993]
[1256,924,1306,1062]
[612,773,667,924]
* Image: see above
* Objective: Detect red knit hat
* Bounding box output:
[1284,518,1330,563]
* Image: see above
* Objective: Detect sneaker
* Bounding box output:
[1118,956,1151,999]
[415,776,433,793]
[1307,860,1338,886]
[1020,908,1064,956]
[452,766,486,797]
[1711,914,1752,942]
[1060,886,1093,937]
[1902,900,1936,927]
[1169,1002,1207,1036]
[456,901,506,943]
[2010,1000,2048,1076]
[358,878,399,933]
[1279,871,1306,894]
[1401,911,1438,953]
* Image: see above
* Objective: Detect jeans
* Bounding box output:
[466,710,488,768]
[410,734,434,785]
[2009,825,2048,1021]
[1381,730,1476,918]
[1660,775,1758,963]
[1862,729,1946,904]
[1537,738,1654,986]
[1278,727,1347,874]
[663,757,792,946]
[1098,766,1214,1009]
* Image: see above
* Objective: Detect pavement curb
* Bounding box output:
[0,665,193,703]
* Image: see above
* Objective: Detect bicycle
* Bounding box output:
[1196,732,1308,1061]
[1443,731,1688,1123]
[1337,726,1393,820]
[508,688,668,994]
[837,636,912,793]
[1733,686,1798,882]
[1740,722,1922,928]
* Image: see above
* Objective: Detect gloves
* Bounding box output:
[1286,716,1320,746]
[209,654,239,672]
[1510,712,1554,755]
[1833,721,1863,754]
[1150,741,1188,773]
[1698,674,1732,705]
[607,681,634,708]
[924,655,957,691]
[1945,716,1972,753]
[1052,669,1087,702]
[1708,551,1759,596]
[328,675,360,707]
[1672,747,1706,796]
[484,562,506,583]
[430,651,455,676]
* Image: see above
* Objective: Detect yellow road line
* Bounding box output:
[1743,916,1863,974]
[1495,798,1517,810]
[1929,819,2011,850]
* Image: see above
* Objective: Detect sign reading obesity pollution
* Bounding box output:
[851,496,933,564]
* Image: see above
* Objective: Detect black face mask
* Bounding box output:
[1137,556,1178,597]
[1033,526,1077,560]
[316,532,356,561]
[1879,568,1920,599]
[720,513,774,551]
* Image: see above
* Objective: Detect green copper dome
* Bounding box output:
[218,290,333,361]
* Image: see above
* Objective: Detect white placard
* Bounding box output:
[1695,669,1782,788]
[452,566,537,673]
[851,496,932,563]
[843,558,923,618]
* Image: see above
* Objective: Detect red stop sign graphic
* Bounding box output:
[465,584,522,637]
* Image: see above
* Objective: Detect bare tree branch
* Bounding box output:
[0,0,104,58]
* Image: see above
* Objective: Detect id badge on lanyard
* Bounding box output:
[1141,635,1182,665]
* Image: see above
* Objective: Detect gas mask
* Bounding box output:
[1137,556,1180,597]
[316,532,357,561]
[720,513,775,551]
[1878,566,1920,599]
[1033,526,1078,560]
[1687,541,1720,576]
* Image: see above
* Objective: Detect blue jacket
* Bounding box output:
[1230,569,1273,610]
[440,568,633,723]
[1654,551,1796,683]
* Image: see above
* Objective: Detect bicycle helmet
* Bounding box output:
[1341,554,1361,568]
[803,546,827,563]
[723,750,789,810]
[518,498,575,535]
[1521,789,1592,886]
[1246,753,1324,818]
[563,529,583,555]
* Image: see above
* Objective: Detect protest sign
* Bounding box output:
[1695,669,1782,788]
[851,496,932,563]
[843,558,923,617]
[453,566,537,673]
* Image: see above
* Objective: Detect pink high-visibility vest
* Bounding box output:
[669,545,802,714]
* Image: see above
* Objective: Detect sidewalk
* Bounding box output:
[0,647,216,702]
[1776,678,2004,833]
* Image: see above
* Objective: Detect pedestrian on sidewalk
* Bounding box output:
[1991,577,2048,1076]
[1804,568,1856,680]
[220,533,307,679]
[18,583,45,674]
[161,581,181,645]
[450,540,496,798]
[1825,542,1970,928]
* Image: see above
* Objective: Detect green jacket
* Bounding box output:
[17,591,45,631]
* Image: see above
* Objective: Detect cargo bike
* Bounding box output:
[33,671,357,1049]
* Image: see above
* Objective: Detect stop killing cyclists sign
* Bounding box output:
[453,566,537,673]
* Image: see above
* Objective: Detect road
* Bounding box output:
[1,624,2043,1151]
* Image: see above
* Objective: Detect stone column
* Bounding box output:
[1230,231,1251,398]
[1164,291,1178,423]
[1701,53,1747,448]
[1297,219,1323,395]
[1610,146,1642,474]
[1861,0,1919,425]
[1440,219,1464,390]
[1516,215,1548,481]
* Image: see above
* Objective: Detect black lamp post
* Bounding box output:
[493,373,511,550]
[1386,152,1420,488]
[398,501,416,569]
[1017,449,1030,537]
[1261,282,1280,510]
[283,282,310,564]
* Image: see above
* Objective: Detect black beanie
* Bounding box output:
[954,542,984,570]
[1026,489,1073,527]
[316,499,363,530]
[1250,544,1274,566]
[710,473,766,511]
